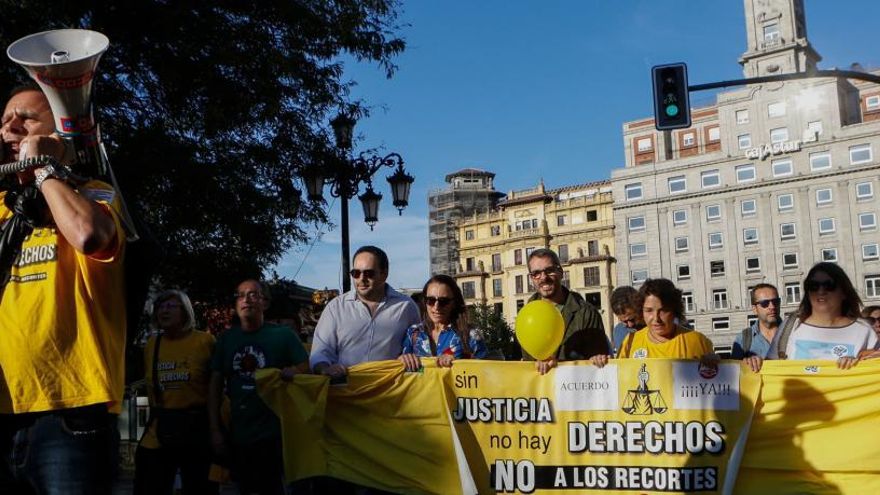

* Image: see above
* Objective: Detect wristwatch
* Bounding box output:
[34,163,71,190]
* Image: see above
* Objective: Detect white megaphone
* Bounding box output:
[7,29,109,175]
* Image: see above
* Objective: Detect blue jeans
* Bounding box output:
[0,405,118,495]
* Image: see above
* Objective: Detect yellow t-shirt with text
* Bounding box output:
[617,326,714,359]
[0,180,125,413]
[141,329,215,449]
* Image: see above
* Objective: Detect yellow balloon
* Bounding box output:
[515,300,565,360]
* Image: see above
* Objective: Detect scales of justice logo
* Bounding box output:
[622,364,667,415]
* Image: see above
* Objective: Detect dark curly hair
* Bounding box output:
[636,278,684,322]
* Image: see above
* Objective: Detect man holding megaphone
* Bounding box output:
[0,82,125,494]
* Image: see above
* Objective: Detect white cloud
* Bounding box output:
[274,212,429,291]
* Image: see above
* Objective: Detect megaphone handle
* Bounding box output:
[0,155,60,177]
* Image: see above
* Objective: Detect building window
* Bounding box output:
[770,127,789,144]
[818,218,836,235]
[673,209,688,225]
[490,225,501,236]
[682,132,695,147]
[708,232,723,249]
[736,109,749,124]
[494,302,504,314]
[772,158,793,177]
[741,199,757,216]
[867,95,880,110]
[462,282,476,299]
[516,299,525,312]
[586,210,598,222]
[738,134,751,149]
[850,144,873,165]
[712,317,730,332]
[637,137,653,152]
[822,248,838,263]
[736,164,756,183]
[763,23,780,41]
[780,223,796,240]
[710,260,725,277]
[677,264,691,280]
[701,170,721,189]
[708,127,721,141]
[682,292,695,313]
[777,194,794,211]
[808,120,823,137]
[746,257,761,272]
[628,216,646,232]
[557,215,567,226]
[713,289,729,309]
[706,204,721,221]
[583,266,600,286]
[867,276,880,298]
[515,275,524,294]
[785,283,801,304]
[768,101,786,117]
[743,228,759,245]
[675,236,689,253]
[493,278,503,297]
[465,257,475,271]
[815,188,832,205]
[782,253,799,269]
[465,230,474,240]
[859,212,877,231]
[632,269,648,285]
[856,182,874,200]
[810,152,832,171]
[562,270,570,289]
[864,243,880,261]
[668,176,687,194]
[514,249,523,265]
[586,240,598,257]
[630,243,647,259]
[526,247,535,258]
[558,244,569,263]
[492,253,501,272]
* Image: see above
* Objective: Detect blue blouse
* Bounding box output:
[401,323,488,359]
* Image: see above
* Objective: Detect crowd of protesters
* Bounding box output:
[1,77,877,495]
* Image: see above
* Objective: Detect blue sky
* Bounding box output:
[275,0,880,291]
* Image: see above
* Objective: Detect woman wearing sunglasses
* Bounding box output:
[784,262,878,369]
[399,275,488,371]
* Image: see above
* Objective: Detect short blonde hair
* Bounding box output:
[150,289,196,332]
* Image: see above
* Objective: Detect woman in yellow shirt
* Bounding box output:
[591,278,715,366]
[134,290,217,495]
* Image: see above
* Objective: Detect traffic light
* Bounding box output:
[652,63,691,130]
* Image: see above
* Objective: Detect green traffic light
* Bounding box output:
[665,104,680,117]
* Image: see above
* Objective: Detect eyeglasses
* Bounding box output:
[619,316,640,326]
[804,279,837,292]
[425,296,453,308]
[157,301,181,310]
[235,291,264,301]
[754,297,781,308]
[529,266,561,279]
[865,316,878,326]
[349,269,377,279]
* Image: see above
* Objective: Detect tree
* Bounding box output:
[470,303,521,361]
[0,1,406,304]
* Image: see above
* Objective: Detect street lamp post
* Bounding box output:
[304,113,415,292]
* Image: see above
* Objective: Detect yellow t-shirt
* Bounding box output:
[0,180,125,413]
[617,326,714,359]
[141,329,215,449]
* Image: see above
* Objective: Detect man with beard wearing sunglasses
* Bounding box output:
[310,245,420,379]
[732,283,787,372]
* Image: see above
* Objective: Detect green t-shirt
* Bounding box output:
[211,323,308,445]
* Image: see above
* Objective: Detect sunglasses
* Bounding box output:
[804,279,837,292]
[865,317,878,326]
[349,269,377,279]
[754,297,781,308]
[529,266,560,279]
[425,296,453,308]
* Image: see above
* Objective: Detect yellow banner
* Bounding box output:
[257,359,880,495]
